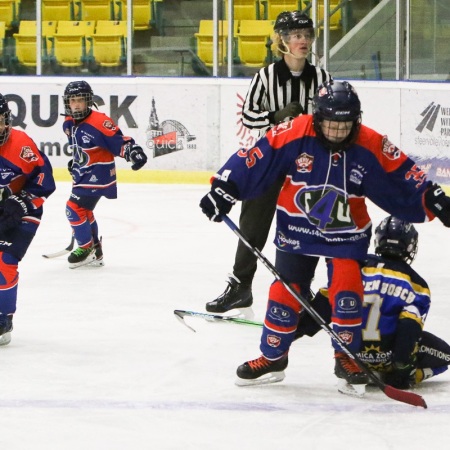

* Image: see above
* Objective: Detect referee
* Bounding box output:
[206,11,333,313]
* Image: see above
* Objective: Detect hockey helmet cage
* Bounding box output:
[274,11,314,35]
[63,80,94,120]
[374,216,418,264]
[312,80,362,151]
[0,94,12,146]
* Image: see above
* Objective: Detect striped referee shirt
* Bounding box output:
[242,58,332,138]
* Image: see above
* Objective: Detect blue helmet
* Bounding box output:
[63,80,94,120]
[312,80,362,151]
[374,216,418,264]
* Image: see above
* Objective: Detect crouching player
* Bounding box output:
[0,94,56,345]
[294,216,450,396]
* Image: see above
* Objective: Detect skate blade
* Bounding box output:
[235,370,285,387]
[88,258,105,267]
[337,379,366,398]
[0,331,11,346]
[221,307,254,320]
[69,252,96,269]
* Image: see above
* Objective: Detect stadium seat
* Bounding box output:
[114,0,152,31]
[261,0,301,20]
[51,20,95,67]
[317,1,341,32]
[90,20,126,67]
[42,0,76,21]
[0,21,5,58]
[12,21,57,67]
[0,0,20,29]
[195,20,238,67]
[79,0,114,21]
[224,0,262,20]
[237,19,274,67]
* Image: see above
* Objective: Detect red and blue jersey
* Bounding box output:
[63,110,136,199]
[216,115,433,260]
[0,128,55,221]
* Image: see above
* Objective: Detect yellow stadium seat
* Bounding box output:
[261,0,300,20]
[0,0,20,29]
[114,0,152,31]
[51,20,95,67]
[317,1,341,31]
[79,0,113,21]
[90,21,126,67]
[195,20,238,67]
[42,0,76,21]
[0,21,5,57]
[12,21,57,67]
[224,0,262,20]
[237,19,274,67]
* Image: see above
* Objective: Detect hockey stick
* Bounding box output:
[222,215,427,409]
[42,234,75,259]
[174,309,263,332]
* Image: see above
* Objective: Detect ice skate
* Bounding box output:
[68,246,96,269]
[334,351,368,397]
[89,239,104,267]
[206,274,253,316]
[235,354,288,386]
[0,314,13,346]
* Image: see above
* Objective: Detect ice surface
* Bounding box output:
[2,182,450,449]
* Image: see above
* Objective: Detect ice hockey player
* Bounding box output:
[0,93,56,345]
[63,80,148,268]
[200,80,450,394]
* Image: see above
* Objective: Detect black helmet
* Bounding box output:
[312,80,362,151]
[63,80,94,120]
[0,94,12,146]
[274,11,314,34]
[374,216,418,264]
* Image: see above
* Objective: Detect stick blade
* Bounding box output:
[384,385,427,409]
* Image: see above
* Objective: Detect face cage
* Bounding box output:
[313,118,361,153]
[376,244,417,264]
[281,28,315,42]
[64,93,93,120]
[0,111,11,145]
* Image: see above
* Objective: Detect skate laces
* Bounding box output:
[248,356,271,370]
[72,247,91,256]
[335,352,362,374]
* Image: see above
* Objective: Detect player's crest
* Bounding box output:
[295,152,314,173]
[272,120,293,135]
[382,136,401,160]
[102,120,117,131]
[338,330,353,344]
[266,335,281,348]
[19,146,38,163]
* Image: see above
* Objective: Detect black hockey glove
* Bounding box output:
[0,193,34,233]
[67,159,74,174]
[199,179,238,222]
[125,145,148,171]
[274,102,304,123]
[424,183,450,227]
[383,362,416,390]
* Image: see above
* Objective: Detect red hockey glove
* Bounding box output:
[424,183,450,227]
[199,179,238,222]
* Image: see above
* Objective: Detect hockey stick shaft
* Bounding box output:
[42,234,75,259]
[222,215,427,409]
[174,309,263,332]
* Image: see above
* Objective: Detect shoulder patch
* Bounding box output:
[20,146,39,163]
[103,120,117,131]
[381,136,401,160]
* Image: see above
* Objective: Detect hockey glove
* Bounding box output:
[274,102,304,124]
[424,183,450,227]
[67,159,74,174]
[125,145,148,171]
[199,179,239,222]
[383,362,416,390]
[0,193,34,233]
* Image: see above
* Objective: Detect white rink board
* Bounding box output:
[2,77,450,183]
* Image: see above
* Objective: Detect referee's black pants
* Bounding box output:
[232,178,284,286]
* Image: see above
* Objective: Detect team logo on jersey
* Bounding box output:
[103,120,117,131]
[295,153,314,173]
[272,120,293,135]
[337,296,358,311]
[266,335,281,348]
[19,146,38,163]
[338,330,353,344]
[381,136,401,160]
[269,305,290,321]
